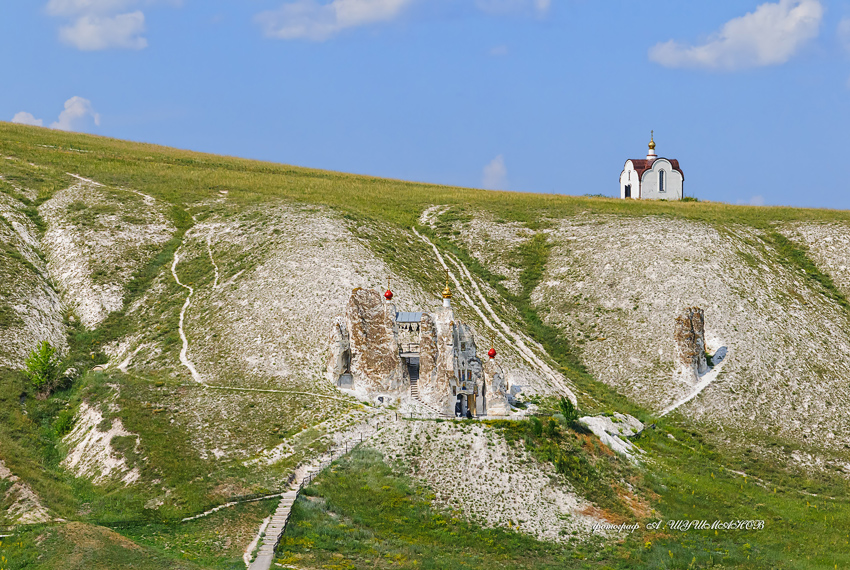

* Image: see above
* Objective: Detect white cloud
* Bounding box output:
[58,11,147,50]
[489,44,508,56]
[12,97,100,133]
[482,155,508,190]
[50,97,101,131]
[45,0,179,50]
[46,0,137,16]
[256,0,413,41]
[476,0,550,16]
[649,0,823,70]
[11,112,44,127]
[738,195,766,206]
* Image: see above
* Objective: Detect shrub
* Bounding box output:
[558,397,579,424]
[54,408,76,436]
[24,341,58,390]
[529,417,543,437]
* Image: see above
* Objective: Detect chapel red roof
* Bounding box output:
[629,158,684,180]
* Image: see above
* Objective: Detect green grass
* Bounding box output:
[2,522,206,570]
[491,417,644,523]
[4,123,850,569]
[0,367,83,522]
[4,122,850,232]
[277,447,615,569]
[282,423,850,569]
[116,498,279,569]
[629,416,850,569]
[763,231,850,310]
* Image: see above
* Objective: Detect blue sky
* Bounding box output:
[3,0,850,208]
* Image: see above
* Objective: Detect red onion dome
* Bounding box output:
[384,289,394,301]
[488,347,497,359]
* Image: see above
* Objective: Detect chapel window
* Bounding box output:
[658,170,666,193]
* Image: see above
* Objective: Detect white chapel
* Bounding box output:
[619,133,684,200]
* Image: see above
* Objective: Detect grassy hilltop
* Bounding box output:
[1,122,850,569]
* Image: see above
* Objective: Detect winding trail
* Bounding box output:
[171,245,204,383]
[444,249,576,400]
[68,173,103,187]
[168,231,352,402]
[181,492,284,523]
[203,384,352,402]
[207,230,220,289]
[413,227,577,404]
[659,350,729,417]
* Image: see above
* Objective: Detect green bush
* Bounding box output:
[558,396,579,424]
[54,408,76,436]
[545,418,558,438]
[529,416,543,437]
[24,340,58,390]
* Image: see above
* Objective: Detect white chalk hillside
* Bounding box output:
[6,148,850,547]
[442,210,850,471]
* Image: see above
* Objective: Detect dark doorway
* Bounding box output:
[338,349,353,388]
[625,184,631,198]
[342,349,351,374]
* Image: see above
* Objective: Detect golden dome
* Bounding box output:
[442,269,452,299]
[648,130,656,151]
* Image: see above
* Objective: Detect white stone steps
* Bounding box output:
[248,421,388,570]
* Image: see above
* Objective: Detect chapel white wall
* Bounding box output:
[619,161,639,200]
[639,159,683,201]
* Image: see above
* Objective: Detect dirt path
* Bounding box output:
[168,232,353,403]
[171,244,204,384]
[207,230,220,289]
[413,228,577,404]
[660,349,729,416]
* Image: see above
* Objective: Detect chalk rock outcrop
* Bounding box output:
[417,313,440,403]
[577,413,644,462]
[328,287,511,416]
[484,357,510,416]
[326,316,350,386]
[0,459,51,525]
[433,307,458,414]
[346,288,404,392]
[674,306,708,383]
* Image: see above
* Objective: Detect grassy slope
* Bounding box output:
[3,123,850,568]
[277,447,613,570]
[3,497,277,570]
[4,123,850,230]
[282,421,850,570]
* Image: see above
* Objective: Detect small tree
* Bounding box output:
[529,416,543,437]
[24,341,58,390]
[558,396,579,425]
